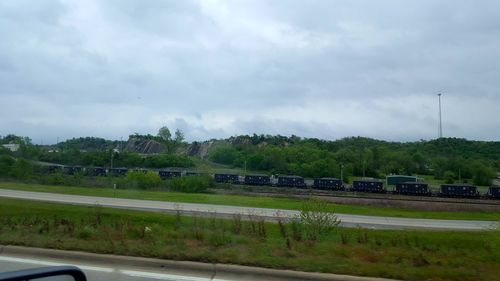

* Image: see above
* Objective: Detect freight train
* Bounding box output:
[41,165,500,199]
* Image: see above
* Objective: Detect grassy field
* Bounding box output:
[0,181,499,221]
[0,198,498,281]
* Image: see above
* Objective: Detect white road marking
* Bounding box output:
[0,256,233,281]
[120,269,230,281]
[0,256,114,272]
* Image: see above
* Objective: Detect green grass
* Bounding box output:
[0,198,499,281]
[0,181,499,221]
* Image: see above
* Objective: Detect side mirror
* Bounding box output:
[0,266,87,281]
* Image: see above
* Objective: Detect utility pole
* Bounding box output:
[340,164,344,183]
[437,93,443,139]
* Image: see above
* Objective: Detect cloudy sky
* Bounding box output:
[1,0,499,143]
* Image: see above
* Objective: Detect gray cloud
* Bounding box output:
[0,0,499,143]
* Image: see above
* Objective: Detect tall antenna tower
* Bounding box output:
[437,93,443,138]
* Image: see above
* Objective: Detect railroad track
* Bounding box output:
[218,186,500,206]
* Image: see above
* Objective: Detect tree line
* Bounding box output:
[1,132,498,186]
[209,135,498,186]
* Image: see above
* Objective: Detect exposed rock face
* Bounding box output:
[126,138,165,154]
[185,141,214,158]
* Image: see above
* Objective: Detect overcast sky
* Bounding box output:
[1,0,499,143]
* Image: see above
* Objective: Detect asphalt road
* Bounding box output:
[0,189,497,231]
[0,253,232,281]
[0,245,395,281]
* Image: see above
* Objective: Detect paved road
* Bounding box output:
[0,189,497,231]
[0,253,232,281]
[0,245,394,281]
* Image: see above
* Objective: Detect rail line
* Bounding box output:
[219,185,500,206]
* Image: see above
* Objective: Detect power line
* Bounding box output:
[437,93,443,138]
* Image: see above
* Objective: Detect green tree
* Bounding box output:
[443,171,456,184]
[174,129,185,143]
[9,159,33,179]
[0,155,15,176]
[158,126,172,142]
[471,162,495,186]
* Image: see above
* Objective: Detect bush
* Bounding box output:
[471,162,495,186]
[120,171,162,189]
[0,155,15,177]
[443,171,456,184]
[143,154,194,168]
[43,173,66,185]
[209,145,241,165]
[9,159,34,179]
[297,198,341,241]
[167,175,214,193]
[77,226,96,239]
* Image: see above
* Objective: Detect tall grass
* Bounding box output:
[0,198,499,281]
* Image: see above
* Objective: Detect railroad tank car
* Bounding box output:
[439,184,479,198]
[244,174,271,185]
[312,177,343,190]
[277,175,306,188]
[85,167,106,177]
[487,186,500,199]
[214,173,239,183]
[351,179,385,193]
[394,182,430,196]
[158,170,182,180]
[108,167,128,177]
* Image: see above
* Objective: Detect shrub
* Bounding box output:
[471,162,495,186]
[0,155,15,176]
[443,171,456,184]
[8,159,34,179]
[297,198,341,241]
[143,154,194,168]
[77,226,96,239]
[120,171,162,189]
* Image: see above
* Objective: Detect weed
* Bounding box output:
[340,232,349,245]
[257,218,267,239]
[247,211,258,235]
[290,219,302,241]
[231,213,242,234]
[413,253,430,267]
[285,237,292,250]
[174,204,182,230]
[77,225,96,239]
[276,211,287,238]
[357,228,369,244]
